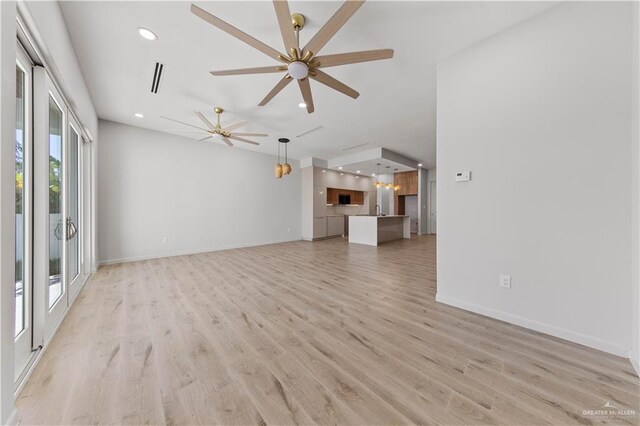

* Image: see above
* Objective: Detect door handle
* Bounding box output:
[66,217,77,240]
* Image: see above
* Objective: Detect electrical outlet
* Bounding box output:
[499,274,511,289]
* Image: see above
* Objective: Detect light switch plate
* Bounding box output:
[500,274,511,288]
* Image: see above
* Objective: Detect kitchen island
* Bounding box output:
[348,215,410,246]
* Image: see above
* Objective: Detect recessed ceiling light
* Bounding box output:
[322,169,326,173]
[134,113,144,118]
[137,27,157,41]
[356,170,361,173]
[298,102,306,108]
[418,163,423,167]
[371,173,376,177]
[338,166,343,170]
[340,173,344,175]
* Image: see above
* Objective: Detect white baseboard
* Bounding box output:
[435,293,629,357]
[6,408,19,426]
[98,237,302,266]
[630,350,640,378]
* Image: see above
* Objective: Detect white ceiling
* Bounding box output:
[60,1,554,168]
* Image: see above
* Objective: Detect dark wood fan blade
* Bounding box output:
[231,133,269,137]
[160,116,209,131]
[195,111,216,131]
[191,4,284,61]
[259,75,293,106]
[228,135,260,146]
[303,0,365,56]
[298,78,315,113]
[223,121,249,132]
[273,0,298,51]
[210,66,285,76]
[315,49,393,68]
[311,69,359,99]
[221,137,234,147]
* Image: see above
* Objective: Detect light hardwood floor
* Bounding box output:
[17,236,640,425]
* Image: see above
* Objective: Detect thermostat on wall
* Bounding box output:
[456,171,471,182]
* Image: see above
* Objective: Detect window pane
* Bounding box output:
[15,65,25,336]
[48,97,63,309]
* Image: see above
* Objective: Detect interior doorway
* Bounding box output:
[404,195,418,233]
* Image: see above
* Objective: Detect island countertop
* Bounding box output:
[348,215,410,246]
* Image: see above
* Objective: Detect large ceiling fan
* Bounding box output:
[161,107,267,146]
[190,1,394,114]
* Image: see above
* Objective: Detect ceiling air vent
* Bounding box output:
[151,62,164,94]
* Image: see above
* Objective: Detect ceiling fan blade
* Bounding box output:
[198,136,213,142]
[311,69,359,99]
[191,4,284,61]
[223,120,249,132]
[298,78,315,113]
[211,66,286,76]
[273,0,298,51]
[195,111,216,131]
[164,130,210,133]
[315,49,394,68]
[221,137,234,147]
[303,0,365,56]
[231,132,269,137]
[259,75,293,106]
[160,116,209,131]
[228,135,260,146]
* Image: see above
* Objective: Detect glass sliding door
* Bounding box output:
[48,95,64,309]
[67,118,82,302]
[34,68,68,344]
[15,44,34,380]
[33,67,89,346]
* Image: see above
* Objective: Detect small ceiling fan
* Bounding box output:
[191,1,394,114]
[161,107,267,146]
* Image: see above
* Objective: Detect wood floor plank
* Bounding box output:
[15,236,640,425]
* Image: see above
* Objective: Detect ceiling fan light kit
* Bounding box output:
[191,1,395,114]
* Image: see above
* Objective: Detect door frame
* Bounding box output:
[14,42,35,380]
[429,181,437,235]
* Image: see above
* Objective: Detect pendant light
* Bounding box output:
[276,138,292,179]
[275,140,283,178]
[374,163,383,188]
[393,168,401,191]
[385,166,393,190]
[282,138,292,175]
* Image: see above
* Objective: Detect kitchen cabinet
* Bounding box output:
[394,171,418,196]
[327,216,344,237]
[313,217,327,239]
[313,186,327,217]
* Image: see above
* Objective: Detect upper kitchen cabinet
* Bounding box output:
[394,171,418,195]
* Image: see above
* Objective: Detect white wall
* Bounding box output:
[437,2,634,356]
[98,120,301,264]
[631,1,640,375]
